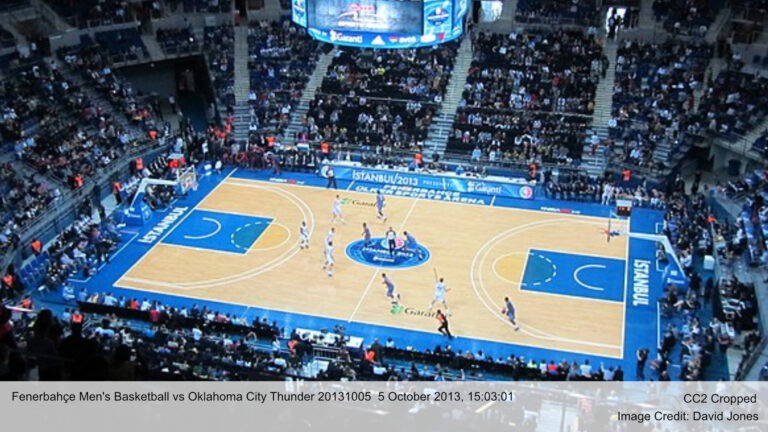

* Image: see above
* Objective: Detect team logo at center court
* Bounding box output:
[346,237,430,269]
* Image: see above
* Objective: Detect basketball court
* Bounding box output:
[99,168,667,363]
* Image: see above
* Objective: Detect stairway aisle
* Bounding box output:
[426,35,473,154]
[140,34,166,62]
[283,49,335,144]
[581,39,618,177]
[233,25,251,105]
[57,61,144,140]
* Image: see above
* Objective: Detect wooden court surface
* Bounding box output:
[116,176,629,358]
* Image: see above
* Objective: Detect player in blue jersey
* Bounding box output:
[502,297,520,331]
[375,190,387,222]
[361,222,372,246]
[381,273,400,305]
[402,230,424,259]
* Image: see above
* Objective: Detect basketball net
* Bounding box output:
[605,211,629,243]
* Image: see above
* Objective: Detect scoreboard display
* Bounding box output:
[292,0,468,48]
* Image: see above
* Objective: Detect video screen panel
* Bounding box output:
[291,0,307,27]
[307,0,424,35]
[423,0,452,37]
[451,0,468,37]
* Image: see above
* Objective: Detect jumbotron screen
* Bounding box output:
[292,0,468,48]
[309,0,423,35]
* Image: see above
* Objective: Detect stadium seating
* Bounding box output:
[42,0,135,28]
[448,29,603,163]
[697,70,768,137]
[652,0,724,36]
[204,24,235,109]
[610,39,712,170]
[156,27,199,55]
[302,41,457,150]
[516,0,602,26]
[247,20,320,133]
[1,1,767,384]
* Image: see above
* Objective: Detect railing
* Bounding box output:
[0,0,30,13]
[455,104,594,119]
[735,335,768,380]
[708,131,763,162]
[312,92,441,108]
[310,140,590,178]
[311,345,342,360]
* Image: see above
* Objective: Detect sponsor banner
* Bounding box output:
[539,205,582,215]
[307,27,461,48]
[333,165,535,200]
[354,183,492,205]
[268,177,305,185]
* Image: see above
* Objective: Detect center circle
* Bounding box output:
[346,237,431,269]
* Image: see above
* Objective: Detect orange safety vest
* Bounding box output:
[73,175,83,188]
[364,350,375,362]
[71,312,83,323]
[320,142,329,154]
[148,130,158,140]
[135,158,144,171]
[113,182,122,194]
[414,153,423,165]
[622,169,631,182]
[31,239,42,254]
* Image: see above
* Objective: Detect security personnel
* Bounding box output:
[31,239,42,255]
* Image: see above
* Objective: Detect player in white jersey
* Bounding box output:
[322,241,335,277]
[299,221,309,249]
[325,227,335,245]
[331,194,346,224]
[428,277,450,315]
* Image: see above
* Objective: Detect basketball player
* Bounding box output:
[322,241,335,277]
[362,222,372,246]
[325,227,335,245]
[502,297,520,331]
[381,273,400,305]
[403,230,424,259]
[375,190,387,222]
[428,277,450,315]
[331,194,346,224]
[385,226,397,256]
[299,221,309,249]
